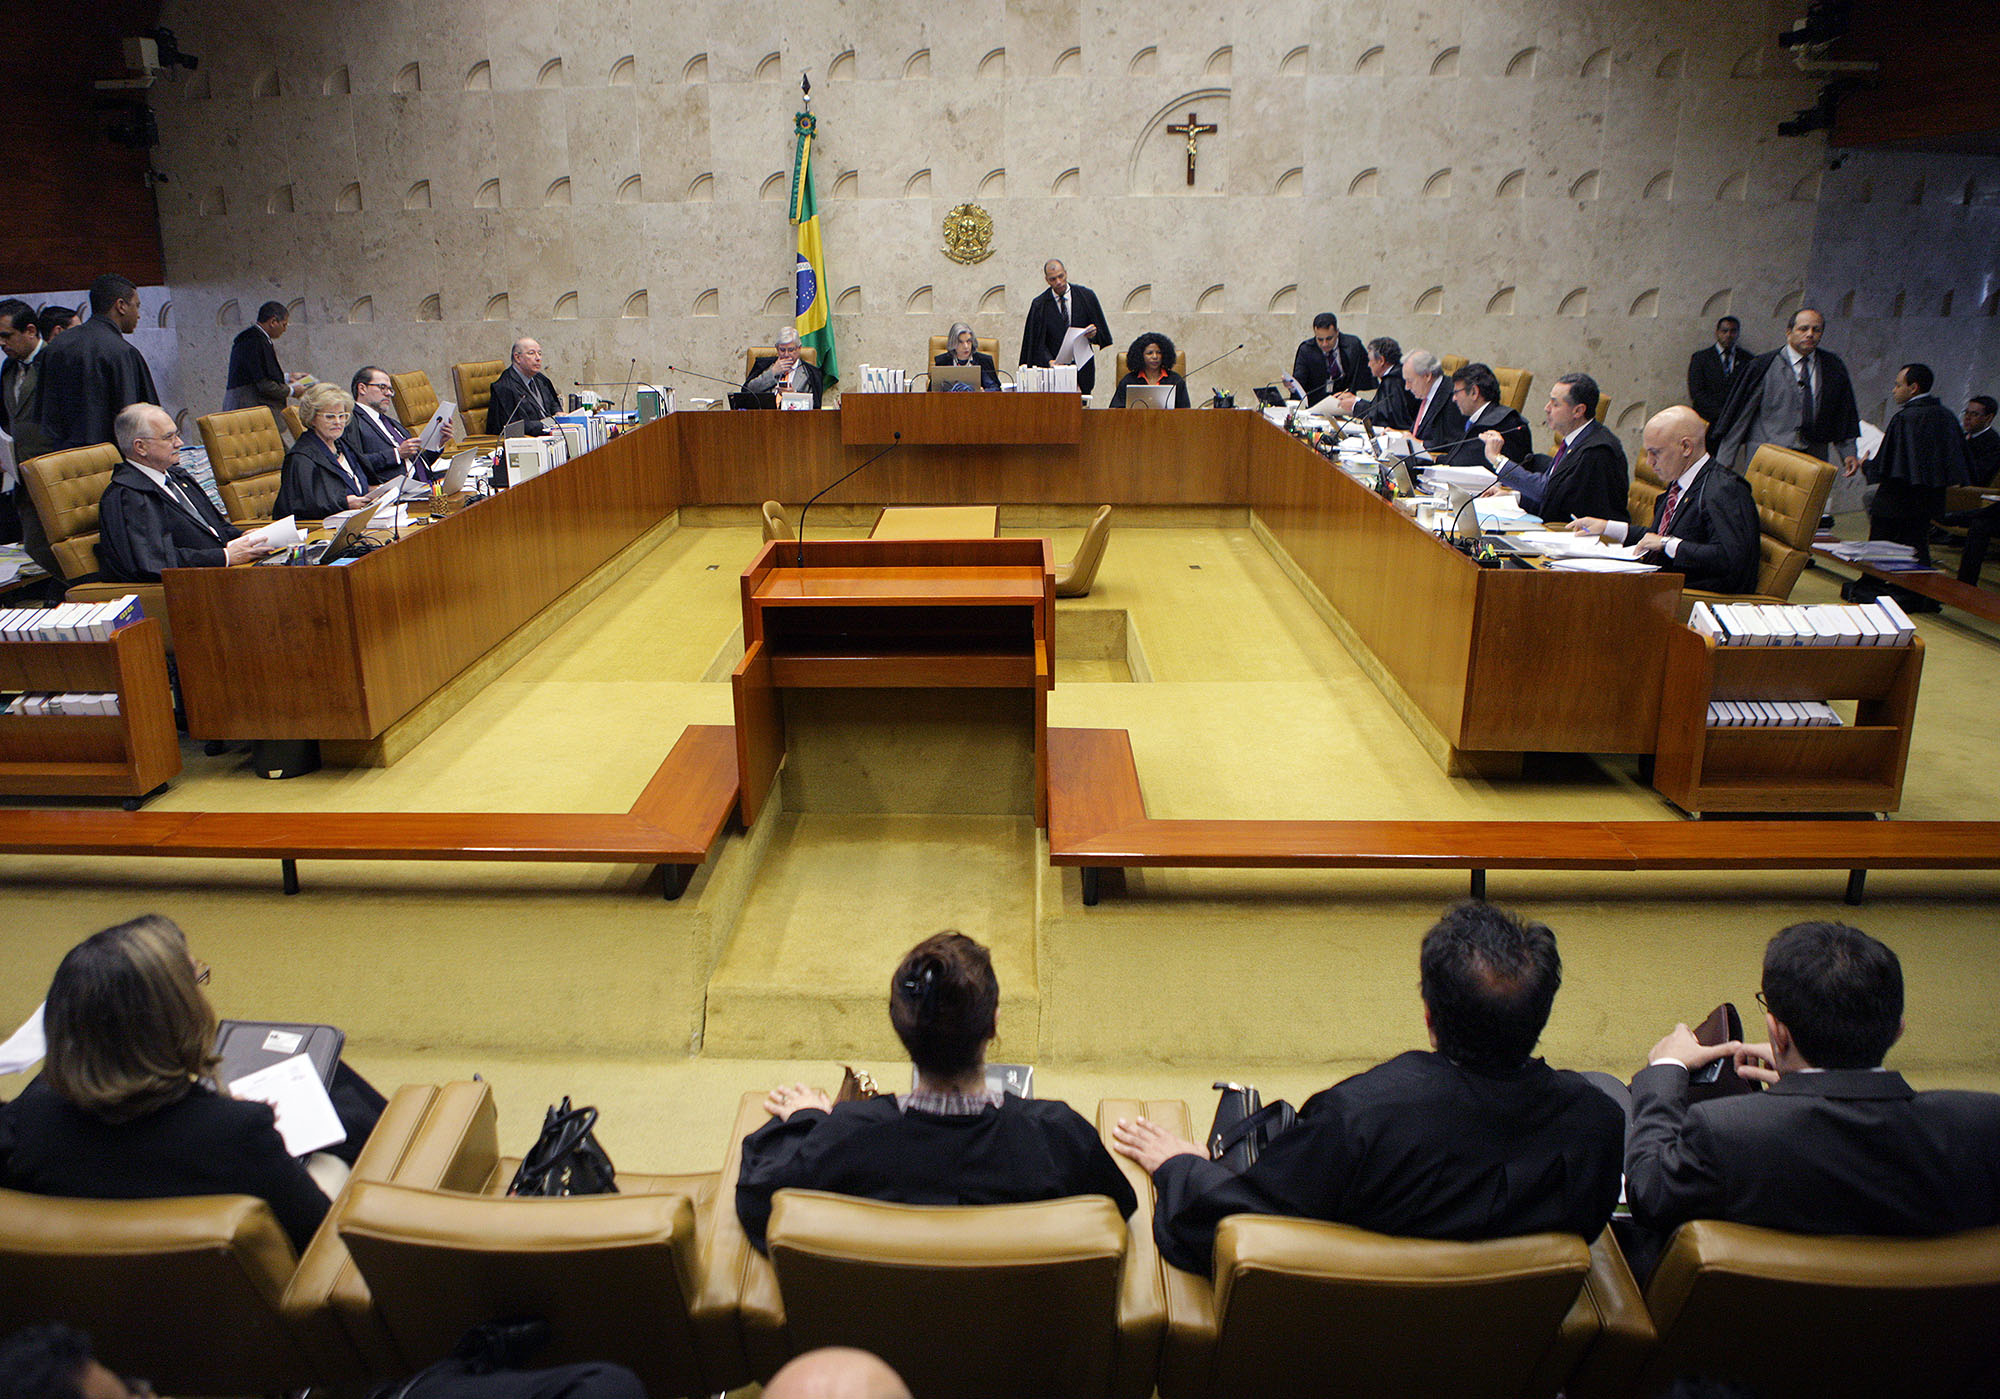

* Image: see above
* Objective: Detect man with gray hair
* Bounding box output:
[743,327,824,407]
[1709,307,1861,473]
[1329,336,1416,429]
[1401,348,1465,452]
[96,403,276,581]
[485,336,560,438]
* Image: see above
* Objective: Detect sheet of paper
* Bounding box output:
[0,424,15,492]
[1548,556,1661,573]
[228,1053,346,1156]
[1857,419,1884,463]
[418,399,459,452]
[1052,327,1092,367]
[1425,464,1500,489]
[241,516,306,550]
[0,1003,46,1074]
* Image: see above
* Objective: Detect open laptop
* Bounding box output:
[728,391,778,410]
[439,449,482,495]
[930,365,985,391]
[1121,384,1175,410]
[304,496,383,565]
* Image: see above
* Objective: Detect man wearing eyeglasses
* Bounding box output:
[96,403,276,582]
[343,365,431,483]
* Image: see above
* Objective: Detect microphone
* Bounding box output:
[796,431,902,567]
[1185,343,1244,383]
[616,357,638,411]
[665,362,743,390]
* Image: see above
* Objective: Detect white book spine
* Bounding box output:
[1688,602,1722,639]
[1759,604,1797,645]
[1844,604,1886,646]
[1870,596,1917,646]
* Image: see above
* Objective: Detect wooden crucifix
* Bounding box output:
[1166,110,1218,185]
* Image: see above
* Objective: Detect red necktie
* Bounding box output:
[1658,480,1684,534]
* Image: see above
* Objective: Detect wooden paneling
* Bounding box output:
[839,393,1082,445]
[0,620,180,798]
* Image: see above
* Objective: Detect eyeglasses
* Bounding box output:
[137,431,184,444]
[1754,989,1769,1010]
[192,958,211,985]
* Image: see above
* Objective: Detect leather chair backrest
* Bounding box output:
[1055,504,1113,597]
[390,371,440,437]
[929,334,1001,362]
[765,1189,1130,1399]
[1440,354,1468,378]
[1115,349,1188,381]
[197,407,287,522]
[453,359,507,437]
[743,346,820,379]
[1640,1220,2000,1398]
[1629,455,1668,529]
[1198,1216,1592,1399]
[337,1181,712,1399]
[282,404,306,440]
[1594,395,1609,423]
[0,1187,318,1393]
[1743,443,1836,601]
[19,443,120,582]
[1494,366,1534,412]
[762,501,795,542]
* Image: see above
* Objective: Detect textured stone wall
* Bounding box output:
[139,0,1992,453]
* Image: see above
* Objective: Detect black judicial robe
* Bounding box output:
[274,430,371,521]
[1410,381,1466,452]
[1108,371,1191,408]
[1966,428,2000,489]
[1709,347,1860,462]
[36,314,158,451]
[1638,460,1760,594]
[1866,393,1973,520]
[1358,366,1418,431]
[1445,404,1531,467]
[485,365,562,436]
[1148,1051,1624,1277]
[1291,333,1375,401]
[1018,285,1112,394]
[1492,419,1628,524]
[735,1094,1137,1252]
[96,462,242,582]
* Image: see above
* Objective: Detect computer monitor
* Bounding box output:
[930,365,986,391]
[728,392,778,410]
[1122,384,1174,410]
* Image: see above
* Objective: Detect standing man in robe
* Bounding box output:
[1019,260,1111,395]
[1845,363,1972,611]
[1710,308,1860,473]
[223,301,307,428]
[36,274,157,451]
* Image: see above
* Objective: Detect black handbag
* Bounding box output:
[1206,1081,1296,1174]
[506,1097,619,1196]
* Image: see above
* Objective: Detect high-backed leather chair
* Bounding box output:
[1633,1220,2000,1398]
[928,334,1001,362]
[762,500,794,542]
[1628,454,1668,530]
[16,444,170,648]
[1594,395,1609,423]
[389,369,442,437]
[1056,505,1113,597]
[196,407,287,522]
[282,403,306,439]
[1682,443,1836,609]
[1494,366,1534,412]
[1115,349,1188,381]
[452,358,507,437]
[1441,354,1468,378]
[743,346,820,380]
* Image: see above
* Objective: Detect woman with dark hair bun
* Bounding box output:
[1108,331,1191,408]
[735,931,1136,1252]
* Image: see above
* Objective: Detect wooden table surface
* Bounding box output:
[870,505,1000,539]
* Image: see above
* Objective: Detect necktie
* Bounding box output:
[1328,346,1341,382]
[1721,348,1733,375]
[1059,294,1069,325]
[1797,356,1815,434]
[164,471,221,538]
[1658,479,1684,535]
[1550,436,1570,470]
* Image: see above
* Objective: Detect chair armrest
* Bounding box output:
[718,1090,792,1380]
[1096,1099,1168,1399]
[1121,1101,1216,1399]
[1563,1226,1659,1399]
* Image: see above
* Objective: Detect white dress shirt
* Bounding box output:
[1604,455,1709,558]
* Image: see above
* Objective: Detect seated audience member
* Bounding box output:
[1113,902,1623,1277]
[1574,405,1759,594]
[274,381,378,520]
[743,326,824,407]
[0,1324,147,1399]
[1291,312,1374,403]
[932,321,999,391]
[1483,372,1628,524]
[764,1348,912,1399]
[1401,348,1464,451]
[1620,921,2000,1246]
[1108,331,1191,408]
[736,931,1136,1252]
[487,336,562,436]
[1942,394,2000,585]
[36,306,78,341]
[1330,337,1414,429]
[2,915,384,1254]
[97,404,276,582]
[223,300,305,426]
[1441,362,1530,466]
[343,365,430,484]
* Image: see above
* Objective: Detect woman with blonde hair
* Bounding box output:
[2,916,345,1253]
[273,379,381,520]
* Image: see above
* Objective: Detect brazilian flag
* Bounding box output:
[789,108,839,384]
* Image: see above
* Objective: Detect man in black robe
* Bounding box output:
[1290,312,1374,402]
[1844,364,1972,610]
[1686,315,1750,426]
[1709,307,1861,473]
[223,301,302,424]
[1111,902,1623,1276]
[1442,363,1530,466]
[1402,348,1464,451]
[1575,406,1760,595]
[36,274,157,452]
[1329,337,1416,430]
[1483,372,1628,524]
[485,336,561,437]
[96,404,276,582]
[1018,260,1111,394]
[1942,395,2000,585]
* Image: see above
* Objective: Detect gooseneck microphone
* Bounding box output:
[796,432,902,566]
[665,362,746,390]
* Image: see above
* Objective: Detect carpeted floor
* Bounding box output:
[4,508,1997,1179]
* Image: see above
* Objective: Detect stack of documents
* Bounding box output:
[1689,599,1915,646]
[1707,700,1843,727]
[1820,539,1925,568]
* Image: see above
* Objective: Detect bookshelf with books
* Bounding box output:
[0,603,180,804]
[1654,602,1923,815]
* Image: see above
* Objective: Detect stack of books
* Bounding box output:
[0,597,146,642]
[1706,700,1841,728]
[1687,599,1914,646]
[1,692,123,716]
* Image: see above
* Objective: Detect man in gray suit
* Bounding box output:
[0,298,57,578]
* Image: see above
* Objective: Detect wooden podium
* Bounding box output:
[731,538,1056,825]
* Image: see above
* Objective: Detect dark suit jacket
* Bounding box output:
[1292,333,1376,401]
[1410,378,1465,451]
[1,347,50,460]
[1150,1050,1625,1276]
[36,314,159,451]
[1018,285,1111,393]
[1445,403,1531,467]
[1493,419,1628,523]
[1967,428,2000,488]
[3,1078,330,1254]
[1358,366,1418,431]
[1108,371,1191,408]
[224,324,286,412]
[341,406,426,484]
[274,430,371,520]
[741,357,824,408]
[1624,1063,2000,1240]
[486,365,562,435]
[932,350,1000,392]
[1687,342,1751,426]
[97,462,243,581]
[1638,458,1760,594]
[1710,347,1861,464]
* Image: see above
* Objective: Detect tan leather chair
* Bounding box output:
[332,1089,747,1397]
[929,334,1001,362]
[390,369,441,437]
[1594,395,1609,423]
[196,407,287,522]
[743,346,820,379]
[1056,505,1113,597]
[1633,1220,2000,1398]
[282,403,306,439]
[1681,443,1836,610]
[1441,354,1468,378]
[1115,349,1188,381]
[452,358,507,437]
[762,500,795,542]
[1494,366,1534,412]
[1628,455,1668,531]
[17,444,170,648]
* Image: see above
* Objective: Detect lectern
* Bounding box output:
[732,538,1056,826]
